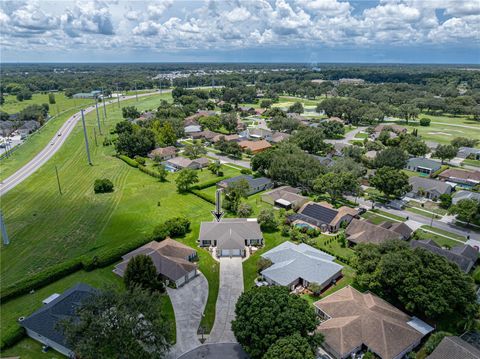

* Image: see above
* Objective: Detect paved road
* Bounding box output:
[325,126,367,145]
[0,91,160,196]
[206,257,243,344]
[350,195,480,240]
[178,343,249,359]
[167,274,208,359]
[207,151,251,169]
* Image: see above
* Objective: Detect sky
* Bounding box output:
[1,0,479,64]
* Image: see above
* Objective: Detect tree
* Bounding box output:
[115,128,156,158]
[231,286,319,359]
[449,199,479,224]
[153,121,177,147]
[208,160,222,176]
[318,121,344,139]
[419,117,430,126]
[439,193,452,209]
[124,254,164,292]
[60,287,172,359]
[122,106,140,119]
[398,103,419,124]
[257,208,277,230]
[288,101,304,114]
[223,179,250,213]
[314,172,359,203]
[237,202,252,217]
[16,88,32,101]
[155,164,168,182]
[353,241,478,326]
[48,93,56,104]
[374,147,409,169]
[451,137,478,148]
[257,257,272,272]
[184,140,206,159]
[93,178,114,193]
[400,135,429,157]
[263,334,315,359]
[434,144,458,163]
[175,169,199,192]
[221,112,238,133]
[260,99,273,108]
[370,167,411,198]
[424,332,452,355]
[199,115,221,131]
[290,127,329,155]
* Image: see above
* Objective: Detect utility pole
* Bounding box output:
[95,101,102,135]
[135,82,138,101]
[55,165,62,195]
[80,109,92,165]
[116,83,120,109]
[93,127,98,146]
[101,87,107,121]
[0,210,9,245]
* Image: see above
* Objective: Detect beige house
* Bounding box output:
[148,146,177,160]
[261,186,309,210]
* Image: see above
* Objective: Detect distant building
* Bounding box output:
[148,146,177,160]
[408,177,453,201]
[457,147,480,160]
[261,186,309,210]
[452,190,480,204]
[72,90,101,99]
[217,175,273,196]
[238,139,272,154]
[405,157,441,175]
[438,168,480,187]
[165,156,210,170]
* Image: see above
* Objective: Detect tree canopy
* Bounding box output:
[370,166,411,198]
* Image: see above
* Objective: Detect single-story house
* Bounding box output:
[288,202,359,233]
[438,168,480,187]
[269,132,290,144]
[314,286,433,359]
[113,238,198,287]
[373,124,407,138]
[261,186,309,210]
[191,130,221,142]
[241,128,273,140]
[426,336,480,359]
[261,241,343,291]
[238,139,272,154]
[165,156,210,170]
[238,106,255,114]
[325,116,344,124]
[452,190,480,204]
[408,176,453,200]
[198,218,263,257]
[217,175,273,196]
[405,157,441,175]
[364,150,378,160]
[211,134,239,143]
[17,120,41,136]
[286,112,303,121]
[184,125,202,134]
[73,90,101,99]
[457,147,480,160]
[411,239,477,273]
[148,146,177,160]
[20,283,96,357]
[345,219,412,246]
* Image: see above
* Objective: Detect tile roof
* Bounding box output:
[315,286,430,359]
[427,336,480,359]
[20,283,96,350]
[238,139,272,152]
[114,238,197,281]
[261,241,343,287]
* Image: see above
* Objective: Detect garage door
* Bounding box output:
[220,249,241,257]
[176,276,186,287]
[187,270,196,280]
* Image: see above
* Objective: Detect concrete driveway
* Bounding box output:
[207,257,244,344]
[167,273,208,359]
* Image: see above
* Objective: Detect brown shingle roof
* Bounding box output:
[114,238,197,281]
[438,169,480,182]
[427,336,480,359]
[346,219,404,245]
[238,140,272,153]
[315,286,425,359]
[148,146,176,158]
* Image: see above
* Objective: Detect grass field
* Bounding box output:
[0,265,175,358]
[420,225,467,242]
[413,229,462,248]
[0,92,93,115]
[0,93,231,336]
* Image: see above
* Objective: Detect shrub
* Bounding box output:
[419,118,431,126]
[152,217,191,240]
[117,154,139,168]
[0,325,25,350]
[351,140,364,146]
[237,202,252,217]
[152,224,171,241]
[190,189,215,204]
[240,168,253,175]
[124,254,164,293]
[474,269,480,285]
[424,332,451,355]
[258,208,277,230]
[190,177,227,190]
[134,156,146,165]
[94,178,114,193]
[1,258,83,303]
[257,257,272,273]
[138,165,166,181]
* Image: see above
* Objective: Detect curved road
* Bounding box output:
[0,91,160,196]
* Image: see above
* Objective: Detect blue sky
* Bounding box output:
[1,0,479,64]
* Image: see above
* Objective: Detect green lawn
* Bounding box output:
[0,265,175,358]
[0,92,93,115]
[413,229,463,248]
[371,209,407,222]
[405,207,442,219]
[463,159,480,167]
[408,201,447,215]
[402,169,422,178]
[420,225,467,242]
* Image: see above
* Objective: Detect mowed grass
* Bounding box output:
[0,92,93,115]
[0,265,176,359]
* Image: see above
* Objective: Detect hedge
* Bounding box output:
[190,176,227,190]
[0,325,25,350]
[430,165,449,179]
[138,165,165,179]
[117,154,139,168]
[1,258,84,303]
[83,236,152,271]
[190,189,216,204]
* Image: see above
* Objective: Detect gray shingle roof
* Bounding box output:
[219,175,271,189]
[453,191,480,204]
[199,219,263,250]
[406,157,441,170]
[20,283,96,349]
[261,241,343,287]
[409,177,452,195]
[427,336,480,359]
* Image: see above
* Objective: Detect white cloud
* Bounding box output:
[224,7,250,22]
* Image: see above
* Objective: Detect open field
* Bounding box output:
[0,92,93,115]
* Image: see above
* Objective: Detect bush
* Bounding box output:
[138,165,166,180]
[94,178,114,193]
[237,202,253,217]
[424,332,451,354]
[152,217,191,240]
[0,325,25,350]
[420,118,431,126]
[474,269,480,284]
[190,177,227,190]
[1,258,83,303]
[240,168,253,175]
[124,254,164,293]
[190,189,215,204]
[351,140,364,146]
[134,156,146,165]
[117,154,139,168]
[257,257,273,273]
[258,208,277,230]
